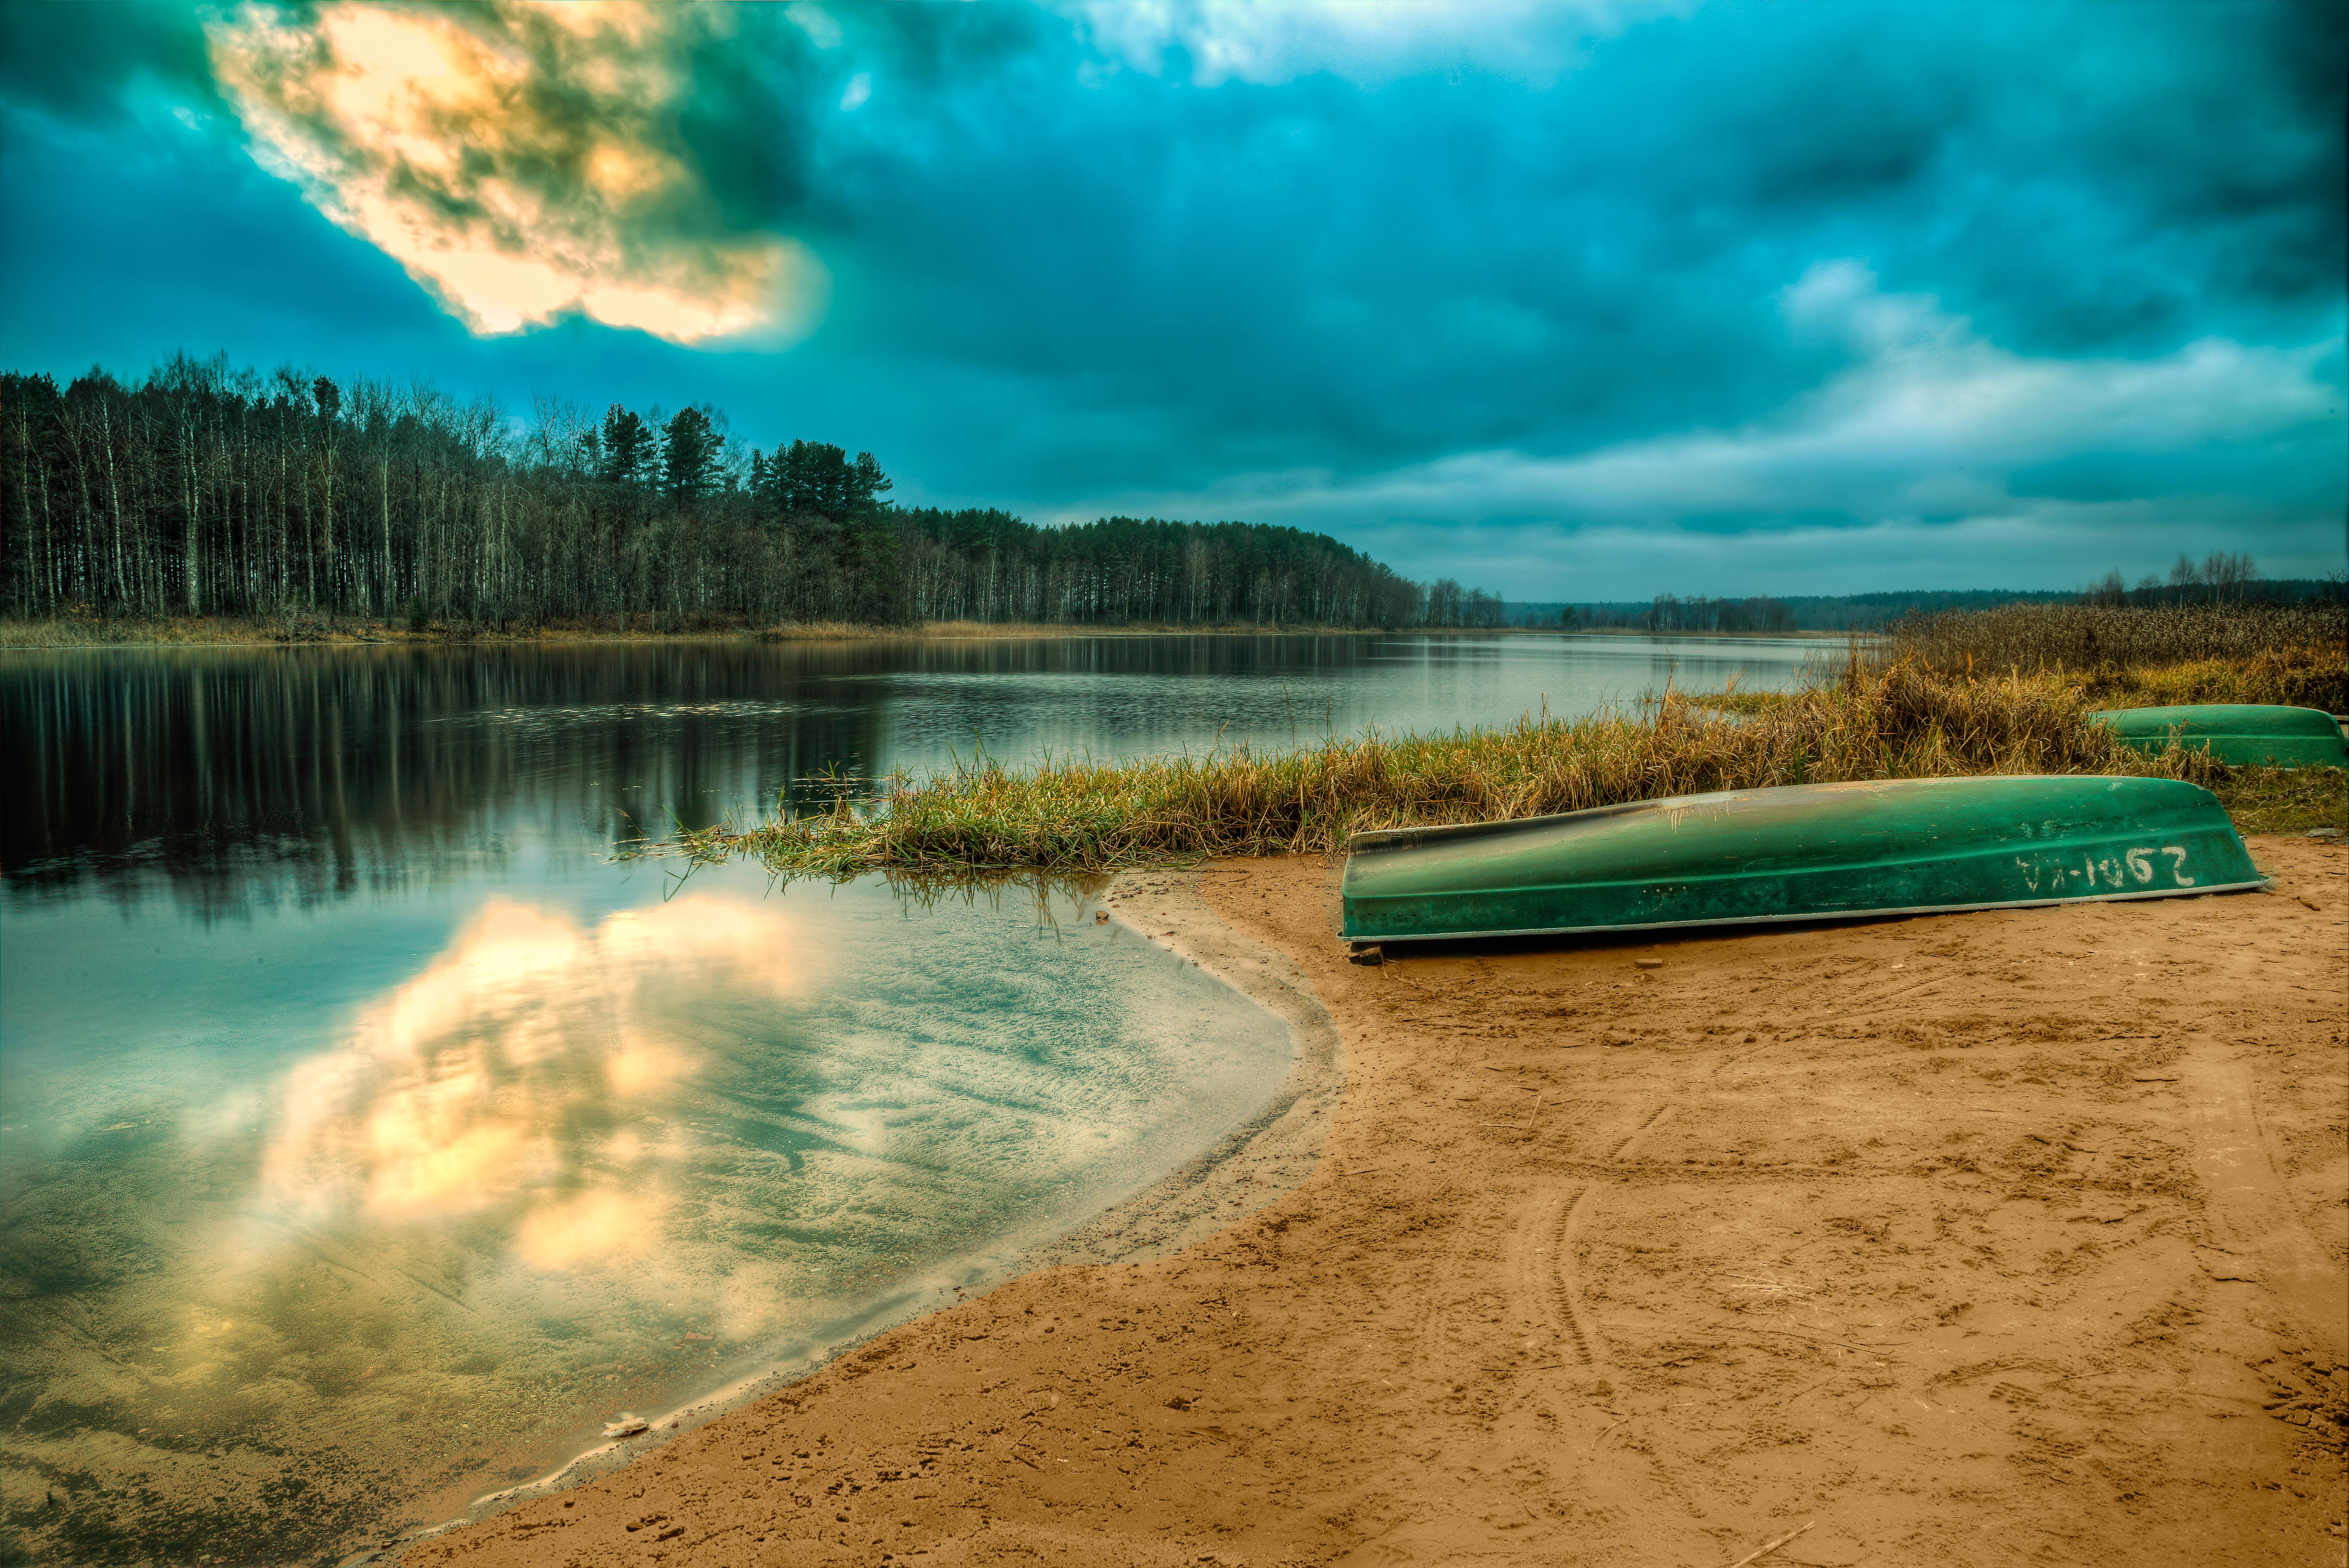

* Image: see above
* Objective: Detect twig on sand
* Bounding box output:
[1782,1373,1846,1405]
[1715,1519,1813,1568]
[1717,1324,1900,1353]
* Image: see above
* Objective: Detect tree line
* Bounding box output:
[2079,552,2295,608]
[0,354,1484,631]
[1514,594,1798,633]
[1510,569,2343,633]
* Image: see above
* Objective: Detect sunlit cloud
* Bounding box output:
[205,1,827,345]
[258,896,803,1269]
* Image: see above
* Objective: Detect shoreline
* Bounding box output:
[407,836,2346,1567]
[1016,869,1346,1274]
[0,619,1863,651]
[389,869,1345,1555]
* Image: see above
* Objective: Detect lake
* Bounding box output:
[0,632,1816,1563]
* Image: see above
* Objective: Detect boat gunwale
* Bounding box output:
[1340,875,2273,945]
[1346,795,1665,852]
[1341,773,2223,857]
[2089,702,2342,731]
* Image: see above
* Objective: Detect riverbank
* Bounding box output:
[0,615,747,648]
[409,836,2347,1566]
[672,661,2349,876]
[0,616,1590,648]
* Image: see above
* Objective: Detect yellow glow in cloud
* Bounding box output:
[260,894,804,1269]
[207,1,827,345]
[516,1188,662,1270]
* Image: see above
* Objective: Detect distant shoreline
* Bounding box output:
[0,616,1858,650]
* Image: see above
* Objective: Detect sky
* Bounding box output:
[1,0,2341,599]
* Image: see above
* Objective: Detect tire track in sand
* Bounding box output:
[1509,1104,1678,1370]
[2177,1041,2348,1368]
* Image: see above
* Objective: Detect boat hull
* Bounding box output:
[1340,776,2265,944]
[2090,704,2349,770]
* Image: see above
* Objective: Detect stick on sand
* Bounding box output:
[1716,1519,1812,1568]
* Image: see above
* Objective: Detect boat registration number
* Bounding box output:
[2014,845,2191,894]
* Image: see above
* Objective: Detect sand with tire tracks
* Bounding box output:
[408,836,2347,1567]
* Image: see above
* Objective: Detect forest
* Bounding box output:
[1509,567,2343,633]
[0,355,1503,631]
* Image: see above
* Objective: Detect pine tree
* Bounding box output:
[662,406,721,509]
[597,406,653,486]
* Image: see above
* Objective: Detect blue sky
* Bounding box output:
[2,0,2341,598]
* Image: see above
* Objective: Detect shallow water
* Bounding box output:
[0,632,1812,1562]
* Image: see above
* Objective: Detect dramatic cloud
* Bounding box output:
[206,1,827,344]
[1056,263,2343,591]
[8,0,2342,590]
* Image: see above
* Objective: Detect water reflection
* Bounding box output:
[0,871,1291,1563]
[2,636,1814,914]
[260,896,796,1260]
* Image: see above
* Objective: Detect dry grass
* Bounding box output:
[0,615,287,647]
[1,614,767,648]
[2215,767,2349,837]
[2066,653,2343,712]
[757,619,1419,640]
[1890,600,2346,711]
[1,614,1426,648]
[677,659,2241,878]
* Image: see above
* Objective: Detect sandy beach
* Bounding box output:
[409,836,2347,1567]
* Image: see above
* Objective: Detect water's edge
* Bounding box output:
[388,866,1345,1559]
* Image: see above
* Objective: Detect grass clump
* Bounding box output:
[2214,768,2349,837]
[684,660,2238,877]
[1889,600,2346,711]
[2066,653,2343,712]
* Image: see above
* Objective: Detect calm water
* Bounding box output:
[0,633,1812,1564]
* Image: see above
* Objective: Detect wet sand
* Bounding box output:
[409,837,2346,1566]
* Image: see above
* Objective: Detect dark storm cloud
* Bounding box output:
[818,2,2343,466]
[0,0,220,122]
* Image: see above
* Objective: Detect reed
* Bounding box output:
[1889,600,2346,710]
[680,659,2265,877]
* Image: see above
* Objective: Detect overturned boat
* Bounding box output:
[1340,775,2265,945]
[2090,704,2349,770]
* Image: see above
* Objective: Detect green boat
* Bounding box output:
[2090,704,2349,770]
[1340,775,2265,945]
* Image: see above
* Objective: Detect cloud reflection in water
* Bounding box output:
[259,895,802,1273]
[0,865,1293,1561]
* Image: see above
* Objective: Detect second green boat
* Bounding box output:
[1340,775,2265,944]
[2089,704,2349,769]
